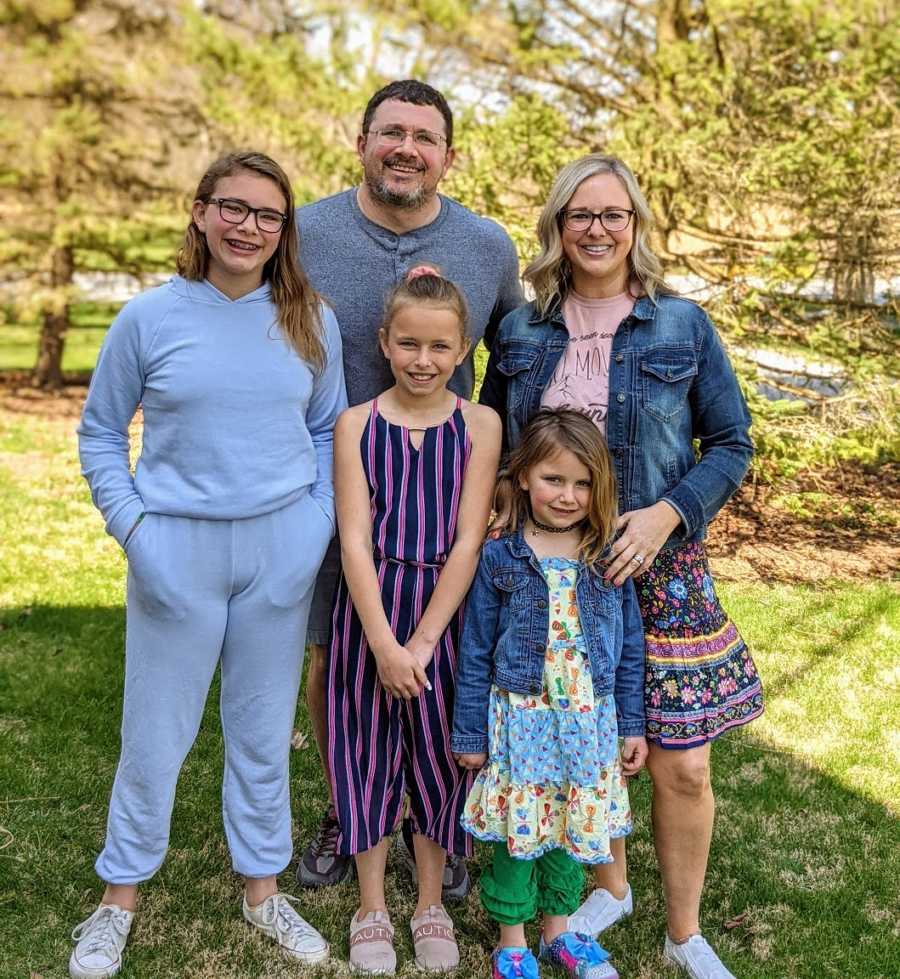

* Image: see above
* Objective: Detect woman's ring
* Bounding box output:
[632,554,644,565]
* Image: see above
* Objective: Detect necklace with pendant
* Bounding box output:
[529,517,584,536]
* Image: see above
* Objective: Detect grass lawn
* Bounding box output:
[0,304,121,375]
[0,406,898,979]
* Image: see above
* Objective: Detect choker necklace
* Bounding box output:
[529,517,584,536]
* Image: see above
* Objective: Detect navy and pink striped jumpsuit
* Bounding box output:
[327,399,474,858]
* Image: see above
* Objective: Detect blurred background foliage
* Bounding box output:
[0,0,897,479]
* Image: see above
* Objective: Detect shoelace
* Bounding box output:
[71,905,129,956]
[262,894,319,943]
[309,812,340,857]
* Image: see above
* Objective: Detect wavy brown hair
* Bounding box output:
[493,409,618,568]
[525,154,671,317]
[176,151,324,370]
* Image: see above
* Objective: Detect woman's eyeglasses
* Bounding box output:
[560,208,635,233]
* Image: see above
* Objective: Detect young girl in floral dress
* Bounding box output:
[452,409,647,979]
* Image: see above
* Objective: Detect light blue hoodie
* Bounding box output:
[78,275,347,547]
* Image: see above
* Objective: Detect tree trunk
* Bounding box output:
[832,224,876,305]
[32,244,74,390]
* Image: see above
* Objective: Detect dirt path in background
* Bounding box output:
[2,374,897,585]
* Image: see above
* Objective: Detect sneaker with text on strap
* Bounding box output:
[349,908,396,975]
[68,904,134,979]
[410,904,459,971]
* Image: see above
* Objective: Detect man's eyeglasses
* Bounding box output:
[560,208,635,233]
[368,126,447,149]
[207,197,287,234]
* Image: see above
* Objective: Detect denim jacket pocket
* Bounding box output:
[492,569,532,610]
[640,356,698,422]
[497,340,543,411]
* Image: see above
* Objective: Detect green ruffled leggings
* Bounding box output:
[480,842,584,925]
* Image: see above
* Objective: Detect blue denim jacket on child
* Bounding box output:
[479,295,753,548]
[451,530,645,756]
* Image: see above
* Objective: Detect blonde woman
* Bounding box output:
[479,154,762,979]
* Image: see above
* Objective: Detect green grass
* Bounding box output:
[0,407,898,978]
[0,303,120,374]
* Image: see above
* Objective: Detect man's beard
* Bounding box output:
[366,158,429,210]
[367,176,427,210]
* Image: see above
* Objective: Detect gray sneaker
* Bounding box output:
[297,805,353,888]
[69,904,133,979]
[400,818,470,903]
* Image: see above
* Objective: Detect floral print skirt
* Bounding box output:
[637,541,763,748]
[461,558,632,864]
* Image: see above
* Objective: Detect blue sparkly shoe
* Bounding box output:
[539,931,619,978]
[492,946,541,979]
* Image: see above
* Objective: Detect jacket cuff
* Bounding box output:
[107,497,146,549]
[450,734,488,754]
[661,484,701,538]
[617,719,646,738]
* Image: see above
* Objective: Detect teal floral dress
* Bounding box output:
[462,558,632,863]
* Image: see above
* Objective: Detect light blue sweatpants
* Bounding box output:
[95,492,333,884]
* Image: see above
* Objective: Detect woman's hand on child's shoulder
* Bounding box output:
[454,751,487,771]
[621,736,649,777]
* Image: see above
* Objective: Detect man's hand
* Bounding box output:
[454,752,487,770]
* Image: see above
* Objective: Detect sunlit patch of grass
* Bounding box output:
[1,405,898,977]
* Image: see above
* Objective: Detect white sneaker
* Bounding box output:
[69,904,134,978]
[664,934,737,979]
[568,884,633,937]
[243,892,329,963]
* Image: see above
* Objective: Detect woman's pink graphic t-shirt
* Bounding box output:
[540,290,635,434]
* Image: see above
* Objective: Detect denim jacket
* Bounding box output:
[450,530,645,756]
[479,295,753,548]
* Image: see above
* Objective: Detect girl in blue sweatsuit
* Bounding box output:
[69,152,346,978]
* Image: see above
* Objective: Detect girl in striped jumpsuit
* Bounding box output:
[326,269,501,974]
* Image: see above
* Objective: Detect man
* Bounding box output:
[296,79,523,897]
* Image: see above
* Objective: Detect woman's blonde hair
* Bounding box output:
[524,154,670,317]
[176,151,324,371]
[493,409,618,568]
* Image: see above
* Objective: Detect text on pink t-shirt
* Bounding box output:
[540,290,635,434]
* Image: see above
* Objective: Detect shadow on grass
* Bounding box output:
[1,604,898,978]
[760,586,898,701]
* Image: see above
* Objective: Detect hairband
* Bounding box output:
[406,264,441,282]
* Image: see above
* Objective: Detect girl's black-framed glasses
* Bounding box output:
[207,197,288,234]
